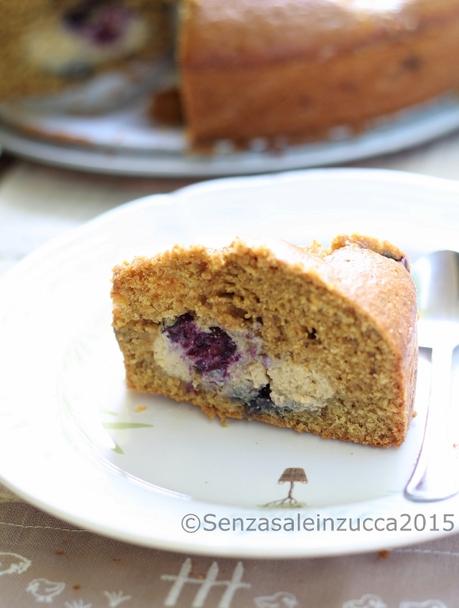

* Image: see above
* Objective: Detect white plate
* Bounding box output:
[0,169,458,558]
[2,94,459,176]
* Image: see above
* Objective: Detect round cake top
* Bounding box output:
[181,0,459,66]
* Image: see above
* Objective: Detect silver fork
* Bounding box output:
[405,250,459,502]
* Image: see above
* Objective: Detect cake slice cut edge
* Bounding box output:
[112,235,418,448]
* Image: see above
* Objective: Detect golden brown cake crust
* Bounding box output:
[180,0,459,145]
[331,233,407,263]
[112,236,417,448]
[181,0,459,67]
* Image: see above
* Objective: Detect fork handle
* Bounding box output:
[404,345,458,502]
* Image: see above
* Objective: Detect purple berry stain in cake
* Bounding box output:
[164,313,240,375]
[163,313,197,349]
[63,1,132,45]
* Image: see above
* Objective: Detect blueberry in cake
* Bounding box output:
[112,235,417,447]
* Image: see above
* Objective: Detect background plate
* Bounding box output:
[2,95,459,176]
[0,169,458,558]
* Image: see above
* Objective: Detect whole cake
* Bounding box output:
[3,1,459,147]
[178,0,459,146]
[112,235,417,447]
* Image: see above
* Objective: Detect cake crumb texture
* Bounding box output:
[112,236,417,447]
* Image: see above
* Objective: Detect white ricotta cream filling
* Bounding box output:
[23,13,149,74]
[266,360,334,413]
[153,318,334,414]
[153,332,191,383]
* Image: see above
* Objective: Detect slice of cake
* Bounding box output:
[112,235,417,447]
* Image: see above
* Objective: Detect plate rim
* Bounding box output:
[2,93,459,177]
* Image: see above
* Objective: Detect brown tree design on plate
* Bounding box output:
[262,468,308,508]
